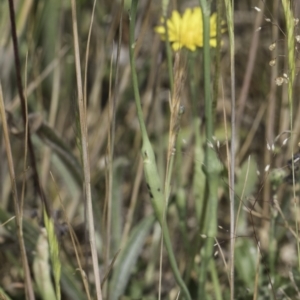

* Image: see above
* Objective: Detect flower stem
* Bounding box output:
[198,0,222,298]
[129,1,191,299]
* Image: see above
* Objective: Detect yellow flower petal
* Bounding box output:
[172,42,182,51]
[154,26,165,34]
[168,11,181,34]
[209,38,217,47]
[155,6,224,51]
[210,13,217,38]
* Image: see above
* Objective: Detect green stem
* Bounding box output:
[281,0,299,271]
[224,0,235,299]
[129,2,191,299]
[210,259,223,300]
[269,203,277,278]
[175,135,190,253]
[198,1,222,298]
[183,52,206,284]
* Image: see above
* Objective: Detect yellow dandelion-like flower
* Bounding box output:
[155,7,223,51]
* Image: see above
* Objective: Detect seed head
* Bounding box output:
[269,43,276,51]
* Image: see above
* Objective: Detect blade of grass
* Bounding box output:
[33,228,57,300]
[41,20,62,187]
[37,122,83,185]
[43,208,61,300]
[109,216,155,300]
[209,259,223,300]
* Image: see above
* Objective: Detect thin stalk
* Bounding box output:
[129,1,191,299]
[212,0,222,118]
[104,46,114,299]
[41,44,61,186]
[269,201,277,278]
[106,7,124,297]
[0,84,35,300]
[7,0,49,216]
[50,172,92,300]
[266,0,279,279]
[198,1,222,298]
[175,135,189,253]
[70,0,103,299]
[162,54,185,299]
[21,53,29,216]
[281,0,299,269]
[165,53,185,205]
[185,52,206,284]
[161,0,173,91]
[120,158,143,247]
[236,1,264,150]
[82,0,97,216]
[83,0,97,112]
[253,243,261,300]
[209,259,223,300]
[223,0,235,299]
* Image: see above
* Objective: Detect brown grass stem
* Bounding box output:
[104,40,114,298]
[70,0,103,298]
[236,1,265,150]
[7,0,49,216]
[20,53,28,215]
[121,157,143,247]
[0,83,35,300]
[237,102,267,163]
[165,53,185,204]
[105,5,123,296]
[84,0,96,112]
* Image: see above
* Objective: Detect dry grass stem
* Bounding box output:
[70,0,102,298]
[0,83,35,300]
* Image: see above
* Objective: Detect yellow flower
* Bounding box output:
[155,7,222,51]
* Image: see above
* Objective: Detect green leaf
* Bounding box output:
[109,215,155,300]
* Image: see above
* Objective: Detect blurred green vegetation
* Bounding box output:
[1,0,300,299]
